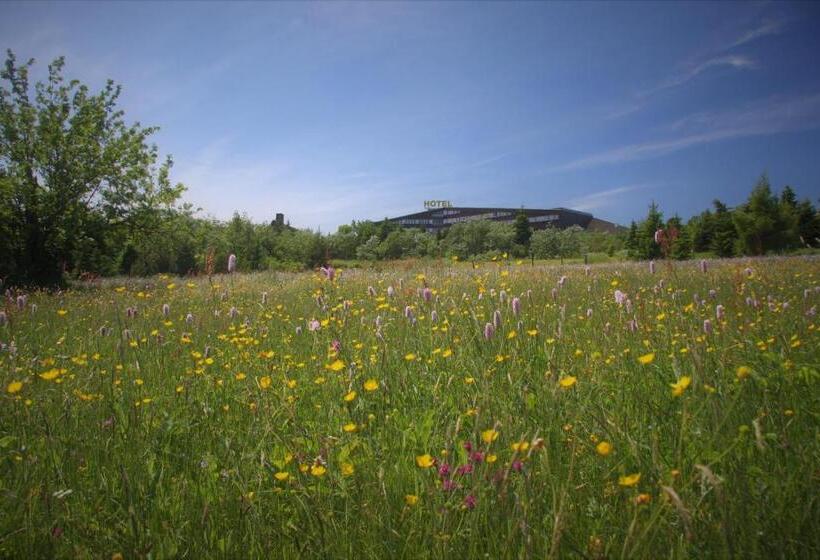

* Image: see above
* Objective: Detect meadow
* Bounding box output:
[1,257,818,559]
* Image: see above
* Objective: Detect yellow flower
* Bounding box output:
[39,368,61,381]
[507,330,517,339]
[404,494,419,506]
[415,454,435,468]
[511,441,529,452]
[670,376,691,397]
[344,390,357,402]
[559,376,577,389]
[341,462,355,476]
[6,381,23,394]
[274,471,290,481]
[635,493,652,505]
[363,379,379,392]
[442,348,453,358]
[404,353,416,361]
[486,454,498,463]
[736,365,751,380]
[310,464,327,477]
[527,329,538,336]
[343,422,357,433]
[596,441,612,456]
[481,428,499,444]
[638,353,655,365]
[57,309,67,316]
[235,372,246,381]
[259,376,272,389]
[326,359,345,372]
[619,473,641,487]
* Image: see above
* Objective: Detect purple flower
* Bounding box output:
[308,319,320,332]
[404,306,414,321]
[470,451,484,463]
[703,319,713,334]
[700,259,708,273]
[387,286,395,297]
[493,309,502,329]
[227,253,237,273]
[463,494,477,509]
[462,441,473,452]
[331,339,341,352]
[499,290,507,304]
[422,287,432,302]
[511,460,523,473]
[16,295,27,311]
[456,464,473,476]
[442,479,459,492]
[430,310,438,323]
[162,303,170,317]
[614,290,627,306]
[319,266,335,281]
[511,297,521,316]
[484,322,495,341]
[586,308,593,318]
[438,463,451,478]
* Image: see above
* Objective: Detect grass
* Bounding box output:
[1,257,818,558]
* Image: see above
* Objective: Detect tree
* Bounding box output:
[711,199,736,257]
[0,51,184,285]
[636,202,664,260]
[732,174,790,255]
[667,215,692,260]
[513,212,532,254]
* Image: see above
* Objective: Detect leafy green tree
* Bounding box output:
[0,51,184,285]
[795,199,819,247]
[513,212,532,253]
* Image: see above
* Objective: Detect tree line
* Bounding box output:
[1,52,818,286]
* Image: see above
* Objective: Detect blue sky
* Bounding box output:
[3,1,819,231]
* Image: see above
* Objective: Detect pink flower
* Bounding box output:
[463,494,477,509]
[308,319,320,332]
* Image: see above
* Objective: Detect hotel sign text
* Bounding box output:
[424,200,453,209]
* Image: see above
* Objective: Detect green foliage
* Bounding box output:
[513,212,532,251]
[0,51,185,285]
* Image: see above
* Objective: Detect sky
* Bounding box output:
[3,1,820,231]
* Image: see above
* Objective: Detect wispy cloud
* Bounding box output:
[645,55,756,96]
[728,18,786,49]
[562,184,653,212]
[550,93,820,172]
[607,16,786,120]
